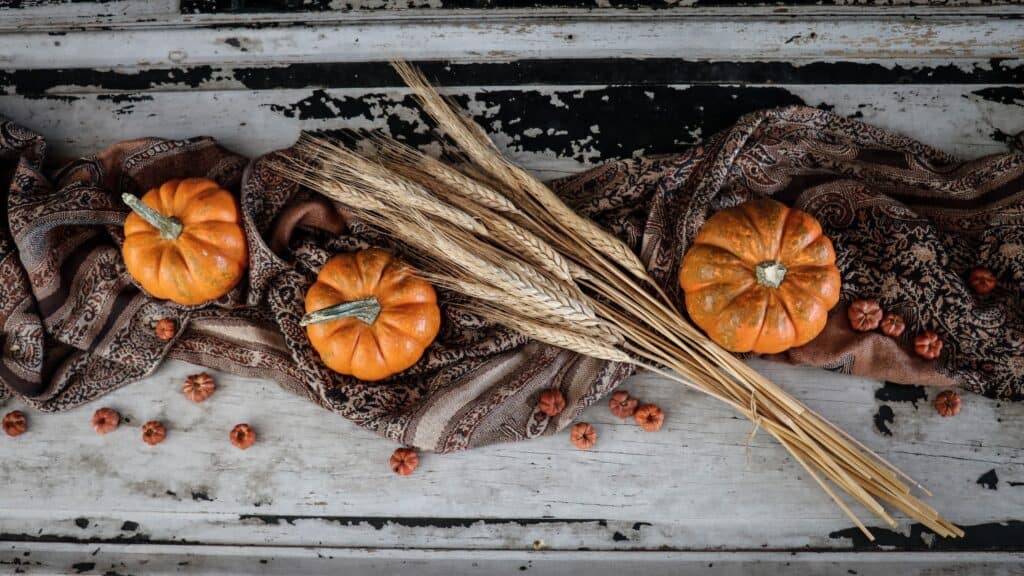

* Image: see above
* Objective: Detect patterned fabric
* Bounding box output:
[1,106,1021,453]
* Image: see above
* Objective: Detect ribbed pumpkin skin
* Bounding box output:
[122,178,248,306]
[305,249,441,381]
[679,199,841,354]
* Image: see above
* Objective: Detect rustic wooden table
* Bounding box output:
[1,1,1022,574]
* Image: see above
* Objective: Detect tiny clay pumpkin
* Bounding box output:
[537,389,566,417]
[141,421,167,445]
[934,390,961,417]
[390,447,419,476]
[92,408,121,435]
[609,390,638,419]
[155,318,177,341]
[914,331,943,360]
[2,410,27,437]
[848,299,883,332]
[635,404,665,432]
[679,199,841,354]
[183,373,216,403]
[969,268,996,295]
[570,422,597,450]
[879,312,905,338]
[122,178,248,306]
[230,423,256,450]
[303,249,441,381]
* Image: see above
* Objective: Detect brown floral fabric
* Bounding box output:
[1,106,1021,453]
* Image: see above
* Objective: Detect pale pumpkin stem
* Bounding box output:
[300,296,382,326]
[755,260,787,289]
[122,193,183,240]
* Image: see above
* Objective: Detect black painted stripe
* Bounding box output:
[2,59,1023,97]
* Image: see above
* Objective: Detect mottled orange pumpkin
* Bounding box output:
[122,178,248,306]
[303,249,441,381]
[679,199,841,354]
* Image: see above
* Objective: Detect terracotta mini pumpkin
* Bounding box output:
[2,410,27,437]
[537,389,566,417]
[609,390,638,419]
[969,268,996,295]
[390,447,419,476]
[183,373,216,403]
[155,318,177,341]
[570,422,597,450]
[303,249,441,381]
[935,390,961,417]
[914,331,943,360]
[679,199,841,354]
[122,178,248,306]
[635,404,665,432]
[141,421,167,445]
[92,408,121,435]
[880,312,905,338]
[230,423,256,450]
[848,299,883,332]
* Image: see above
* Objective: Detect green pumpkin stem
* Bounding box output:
[300,296,382,326]
[754,260,787,289]
[122,193,183,240]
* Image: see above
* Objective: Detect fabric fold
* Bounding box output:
[1,106,1021,452]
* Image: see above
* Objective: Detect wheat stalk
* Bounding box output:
[271,63,963,541]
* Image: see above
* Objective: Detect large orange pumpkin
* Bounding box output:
[303,249,441,381]
[122,178,248,306]
[678,199,841,354]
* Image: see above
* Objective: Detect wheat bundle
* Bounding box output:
[272,61,961,540]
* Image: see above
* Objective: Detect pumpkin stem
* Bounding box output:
[122,193,183,240]
[755,260,787,289]
[300,296,382,326]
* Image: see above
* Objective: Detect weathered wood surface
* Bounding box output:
[1,2,1023,573]
[1,360,1022,555]
[4,545,1024,575]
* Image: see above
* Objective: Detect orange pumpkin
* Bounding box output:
[122,178,248,306]
[679,199,841,354]
[303,249,441,381]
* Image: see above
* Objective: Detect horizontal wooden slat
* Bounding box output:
[2,83,1020,175]
[3,543,1024,575]
[2,14,1024,67]
[1,359,1021,552]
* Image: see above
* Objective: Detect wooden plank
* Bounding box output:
[1,83,1020,178]
[1,359,1021,551]
[3,543,1024,575]
[3,13,1024,67]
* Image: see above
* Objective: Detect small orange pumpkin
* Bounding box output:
[303,249,441,381]
[122,178,248,306]
[679,199,841,354]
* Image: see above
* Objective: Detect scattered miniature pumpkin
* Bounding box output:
[122,178,248,306]
[934,390,961,417]
[141,421,167,445]
[2,410,27,437]
[303,249,441,381]
[679,199,841,354]
[92,408,121,435]
[609,390,638,419]
[880,312,905,338]
[969,268,996,295]
[155,318,177,341]
[848,299,882,332]
[390,447,419,476]
[570,422,597,450]
[230,423,256,450]
[183,373,216,403]
[914,331,943,360]
[635,404,665,432]
[537,389,566,417]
